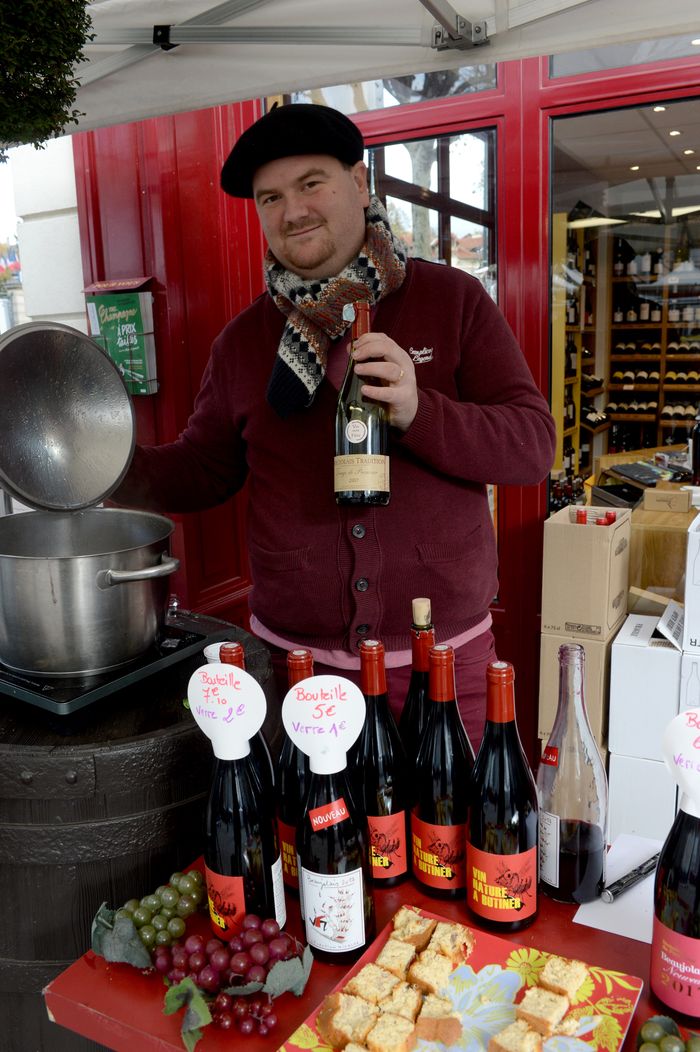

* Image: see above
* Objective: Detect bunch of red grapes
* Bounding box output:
[153,914,303,1034]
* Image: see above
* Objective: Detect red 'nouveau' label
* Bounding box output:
[309,797,349,831]
[541,745,559,766]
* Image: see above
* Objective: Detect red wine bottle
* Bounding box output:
[411,644,474,898]
[651,799,700,1022]
[277,648,313,894]
[349,639,410,886]
[204,747,286,940]
[398,597,435,771]
[467,660,538,932]
[536,643,608,903]
[334,300,390,506]
[219,641,276,805]
[297,763,376,964]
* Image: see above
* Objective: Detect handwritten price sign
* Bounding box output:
[663,706,700,813]
[188,663,267,761]
[282,675,365,774]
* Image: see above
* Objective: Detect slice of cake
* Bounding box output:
[390,906,437,951]
[516,987,569,1036]
[414,992,462,1044]
[378,981,423,1022]
[345,962,401,1005]
[539,955,589,1000]
[426,921,475,965]
[375,938,416,980]
[407,949,454,995]
[365,1012,417,1052]
[316,992,379,1048]
[488,1019,543,1052]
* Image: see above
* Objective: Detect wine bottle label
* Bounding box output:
[368,812,408,879]
[651,915,700,1017]
[411,814,467,890]
[309,796,350,831]
[334,454,390,493]
[466,843,537,921]
[204,864,246,938]
[299,866,366,953]
[270,853,287,929]
[345,420,368,443]
[278,818,299,889]
[538,810,560,887]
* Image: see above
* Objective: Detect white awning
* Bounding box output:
[73,0,700,132]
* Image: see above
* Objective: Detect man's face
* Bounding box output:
[253,154,370,280]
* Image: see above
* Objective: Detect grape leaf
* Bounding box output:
[90,903,152,970]
[164,977,212,1052]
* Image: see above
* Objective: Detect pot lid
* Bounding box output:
[0,322,136,511]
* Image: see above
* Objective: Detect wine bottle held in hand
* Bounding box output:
[650,707,700,1022]
[399,597,435,771]
[537,643,608,904]
[411,644,474,898]
[349,639,411,886]
[277,649,314,895]
[467,660,538,932]
[334,300,390,506]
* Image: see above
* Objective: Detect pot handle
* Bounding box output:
[97,554,180,589]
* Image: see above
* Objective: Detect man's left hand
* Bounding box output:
[351,333,418,433]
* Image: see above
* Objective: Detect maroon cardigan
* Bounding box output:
[114,259,556,652]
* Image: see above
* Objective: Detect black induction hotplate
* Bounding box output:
[0,615,233,716]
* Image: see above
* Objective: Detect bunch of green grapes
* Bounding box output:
[638,1018,700,1052]
[116,869,206,952]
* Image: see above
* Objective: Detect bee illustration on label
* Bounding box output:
[428,836,465,867]
[494,863,533,909]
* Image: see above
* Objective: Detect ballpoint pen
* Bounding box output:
[601,852,660,903]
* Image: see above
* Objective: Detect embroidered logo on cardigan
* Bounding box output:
[408,346,433,364]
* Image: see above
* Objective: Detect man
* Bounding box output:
[113,103,556,746]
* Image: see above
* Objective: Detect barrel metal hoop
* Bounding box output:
[0,955,75,993]
[0,749,96,798]
[2,793,207,864]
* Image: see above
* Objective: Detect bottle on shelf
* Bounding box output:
[399,597,436,769]
[411,644,474,898]
[466,660,538,932]
[296,725,376,964]
[349,639,411,886]
[277,648,314,895]
[536,643,608,904]
[613,240,625,277]
[219,641,276,806]
[334,300,390,506]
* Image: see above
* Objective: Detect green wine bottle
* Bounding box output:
[334,301,390,506]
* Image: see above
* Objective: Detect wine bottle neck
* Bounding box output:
[360,640,387,694]
[411,626,435,673]
[485,678,515,723]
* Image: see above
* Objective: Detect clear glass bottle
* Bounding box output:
[537,643,608,904]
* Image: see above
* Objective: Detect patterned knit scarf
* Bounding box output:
[265,195,407,418]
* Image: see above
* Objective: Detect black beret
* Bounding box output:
[220,103,365,199]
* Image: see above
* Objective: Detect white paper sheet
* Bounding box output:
[572,833,662,944]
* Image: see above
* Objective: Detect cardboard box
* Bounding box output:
[608,614,681,761]
[629,506,696,598]
[538,630,613,750]
[643,486,693,513]
[684,515,700,655]
[541,506,631,640]
[608,753,677,842]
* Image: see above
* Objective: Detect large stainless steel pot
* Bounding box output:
[0,509,179,675]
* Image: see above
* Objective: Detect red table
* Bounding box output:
[44,877,656,1051]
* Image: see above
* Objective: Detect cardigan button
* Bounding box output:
[351,524,366,539]
[355,577,369,592]
[356,623,370,635]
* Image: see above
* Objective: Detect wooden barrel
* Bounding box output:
[0,619,278,1052]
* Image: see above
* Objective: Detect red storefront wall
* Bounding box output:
[72,54,700,755]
